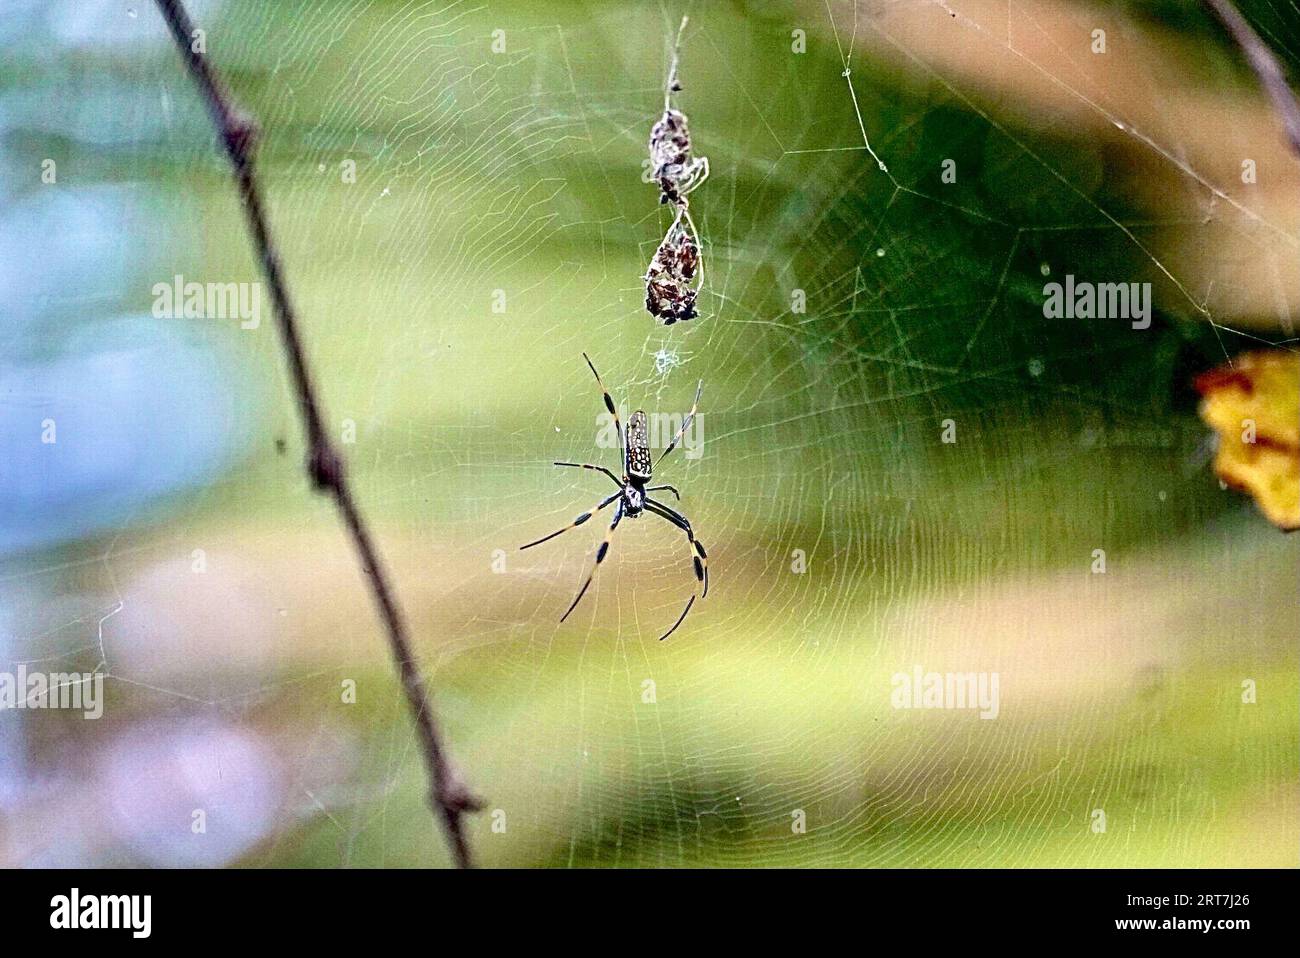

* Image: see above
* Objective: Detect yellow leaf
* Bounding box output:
[1195,351,1300,531]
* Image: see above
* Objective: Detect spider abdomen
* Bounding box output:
[626,410,653,480]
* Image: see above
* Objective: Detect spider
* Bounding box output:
[520,353,709,641]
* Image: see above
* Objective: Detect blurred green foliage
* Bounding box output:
[9,0,1296,866]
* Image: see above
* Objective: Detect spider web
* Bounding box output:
[2,0,1297,867]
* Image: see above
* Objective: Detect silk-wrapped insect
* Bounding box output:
[649,107,709,207]
[644,209,701,325]
[644,16,708,325]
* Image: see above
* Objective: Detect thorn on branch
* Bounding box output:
[308,443,345,492]
[437,760,486,815]
[221,107,260,165]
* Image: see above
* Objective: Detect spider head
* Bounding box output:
[622,484,645,517]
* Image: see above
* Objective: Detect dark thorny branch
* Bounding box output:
[153,0,482,867]
[1202,0,1300,158]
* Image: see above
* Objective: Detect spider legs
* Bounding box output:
[654,379,703,469]
[583,353,623,460]
[644,498,708,640]
[526,493,705,640]
[519,490,620,551]
[675,156,709,199]
[554,461,622,488]
[646,498,708,597]
[659,594,696,642]
[535,355,708,640]
[560,503,624,623]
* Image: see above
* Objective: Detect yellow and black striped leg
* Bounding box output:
[658,594,695,642]
[645,500,708,640]
[554,461,623,488]
[646,498,708,598]
[560,504,624,623]
[583,353,623,455]
[520,490,620,551]
[654,379,703,469]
